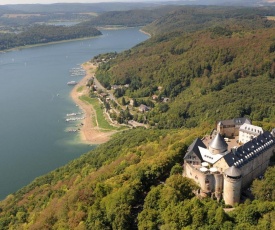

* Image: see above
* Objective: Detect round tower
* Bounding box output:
[223,166,242,206]
[209,133,228,154]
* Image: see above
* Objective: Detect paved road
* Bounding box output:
[93,76,117,102]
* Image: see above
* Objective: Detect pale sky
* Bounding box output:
[0,0,171,5]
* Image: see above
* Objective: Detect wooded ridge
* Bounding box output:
[95,6,275,129]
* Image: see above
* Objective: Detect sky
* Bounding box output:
[0,0,172,5]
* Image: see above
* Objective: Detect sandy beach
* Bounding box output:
[70,62,115,145]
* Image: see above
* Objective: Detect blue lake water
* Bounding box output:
[0,28,149,200]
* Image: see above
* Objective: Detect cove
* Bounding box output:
[0,28,149,200]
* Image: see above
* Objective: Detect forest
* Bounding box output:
[0,128,274,229]
[0,24,102,50]
[79,6,179,27]
[1,4,275,230]
[95,6,275,128]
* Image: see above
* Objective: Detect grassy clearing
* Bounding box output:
[80,95,121,131]
[77,86,84,93]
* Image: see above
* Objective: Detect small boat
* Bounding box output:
[67,81,77,85]
[66,113,77,117]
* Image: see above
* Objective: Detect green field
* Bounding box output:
[80,95,124,131]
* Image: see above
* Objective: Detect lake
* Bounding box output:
[0,28,149,200]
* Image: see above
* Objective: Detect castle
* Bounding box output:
[183,118,275,206]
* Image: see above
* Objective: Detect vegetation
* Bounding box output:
[80,95,120,131]
[0,24,101,51]
[0,128,275,229]
[80,6,179,27]
[142,6,275,36]
[95,7,275,128]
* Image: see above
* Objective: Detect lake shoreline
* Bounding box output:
[0,35,102,53]
[70,62,115,145]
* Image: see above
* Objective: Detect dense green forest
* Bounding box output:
[1,4,275,230]
[79,6,179,27]
[142,6,275,36]
[0,24,101,50]
[95,6,275,128]
[0,128,274,229]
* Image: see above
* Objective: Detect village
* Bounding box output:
[82,61,170,129]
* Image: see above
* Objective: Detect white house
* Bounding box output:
[239,123,263,144]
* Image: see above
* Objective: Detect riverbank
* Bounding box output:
[70,62,116,145]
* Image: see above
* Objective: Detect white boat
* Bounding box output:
[67,81,77,85]
[66,113,77,117]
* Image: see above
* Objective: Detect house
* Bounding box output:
[183,118,275,206]
[99,93,108,98]
[217,117,251,137]
[152,95,158,100]
[111,85,120,90]
[163,97,170,103]
[239,123,263,144]
[139,104,150,112]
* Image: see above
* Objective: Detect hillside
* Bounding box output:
[142,6,275,36]
[0,128,202,229]
[79,6,179,28]
[95,7,275,128]
[0,128,275,229]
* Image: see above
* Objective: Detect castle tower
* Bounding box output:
[209,133,228,154]
[223,166,242,206]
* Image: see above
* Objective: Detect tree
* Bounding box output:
[170,163,183,176]
[252,167,275,201]
[121,97,126,106]
[215,207,227,225]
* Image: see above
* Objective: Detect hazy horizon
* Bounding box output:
[0,0,273,6]
[0,0,174,6]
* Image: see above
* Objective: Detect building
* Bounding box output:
[217,117,251,137]
[139,104,150,112]
[183,118,275,206]
[239,123,263,144]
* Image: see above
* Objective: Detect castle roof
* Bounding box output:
[184,138,206,161]
[224,166,241,177]
[218,117,251,126]
[228,131,275,168]
[199,146,227,164]
[209,133,228,152]
[239,123,263,136]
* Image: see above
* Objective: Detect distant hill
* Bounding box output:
[0,24,102,51]
[95,6,275,128]
[79,6,179,27]
[1,3,163,14]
